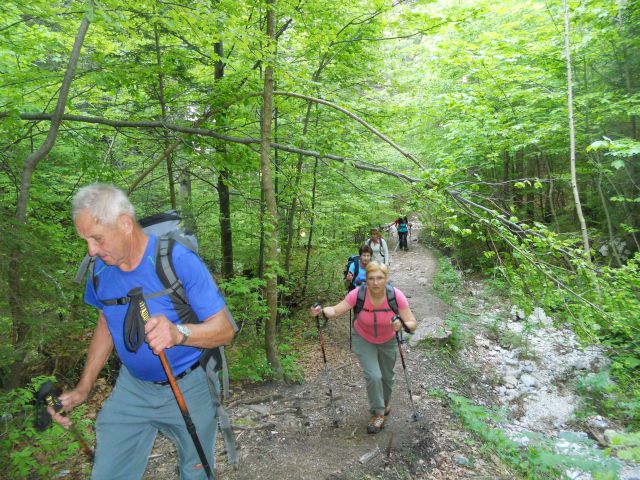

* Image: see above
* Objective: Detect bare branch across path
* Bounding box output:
[15,112,420,183]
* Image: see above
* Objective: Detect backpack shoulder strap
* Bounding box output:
[153,236,198,323]
[355,284,367,316]
[74,254,94,284]
[386,284,399,315]
[353,255,360,278]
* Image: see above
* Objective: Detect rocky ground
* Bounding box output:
[62,224,639,480]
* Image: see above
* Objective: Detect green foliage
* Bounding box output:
[227,342,273,383]
[445,392,620,479]
[575,371,617,416]
[440,311,467,354]
[1,0,639,453]
[219,276,269,332]
[221,275,306,382]
[431,254,463,305]
[0,376,92,479]
[607,431,640,463]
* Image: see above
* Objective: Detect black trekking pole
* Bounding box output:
[35,380,95,461]
[393,316,421,422]
[312,303,340,427]
[130,287,214,480]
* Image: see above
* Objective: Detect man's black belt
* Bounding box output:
[154,359,201,386]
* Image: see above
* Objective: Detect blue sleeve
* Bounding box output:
[349,262,356,274]
[172,246,227,322]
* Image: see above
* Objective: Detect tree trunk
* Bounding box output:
[214,40,234,279]
[596,165,623,266]
[153,24,176,209]
[258,181,265,281]
[302,156,319,298]
[544,157,561,233]
[218,169,234,278]
[8,5,91,387]
[261,0,282,379]
[617,0,637,139]
[283,102,313,277]
[563,0,591,261]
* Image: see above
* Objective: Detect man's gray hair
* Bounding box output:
[72,183,136,225]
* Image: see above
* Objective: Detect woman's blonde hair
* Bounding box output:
[365,261,389,278]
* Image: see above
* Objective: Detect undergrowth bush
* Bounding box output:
[0,376,92,479]
[431,254,463,305]
[443,391,620,479]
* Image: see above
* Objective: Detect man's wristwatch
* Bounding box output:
[176,324,191,345]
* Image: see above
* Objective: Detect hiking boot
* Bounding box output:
[367,414,385,434]
[384,402,391,416]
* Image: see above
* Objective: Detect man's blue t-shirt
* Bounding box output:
[348,260,367,288]
[85,235,227,382]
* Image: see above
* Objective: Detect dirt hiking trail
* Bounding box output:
[140,227,512,480]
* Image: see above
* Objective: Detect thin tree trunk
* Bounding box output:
[258,181,265,280]
[178,170,198,241]
[8,4,91,387]
[604,175,640,251]
[214,40,234,279]
[596,163,623,266]
[563,0,591,261]
[302,156,319,298]
[283,102,312,276]
[261,0,282,379]
[617,0,637,139]
[154,24,176,209]
[544,157,561,233]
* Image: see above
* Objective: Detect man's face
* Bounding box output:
[75,210,131,267]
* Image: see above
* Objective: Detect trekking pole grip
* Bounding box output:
[311,302,328,328]
[393,315,412,334]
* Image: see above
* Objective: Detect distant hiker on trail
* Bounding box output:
[310,261,417,434]
[397,217,409,251]
[344,244,373,291]
[49,184,237,480]
[366,228,390,266]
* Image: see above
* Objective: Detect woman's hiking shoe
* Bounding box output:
[367,414,385,434]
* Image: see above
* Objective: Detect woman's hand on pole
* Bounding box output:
[391,317,402,332]
[310,304,323,318]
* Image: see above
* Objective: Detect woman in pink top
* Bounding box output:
[310,262,417,434]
